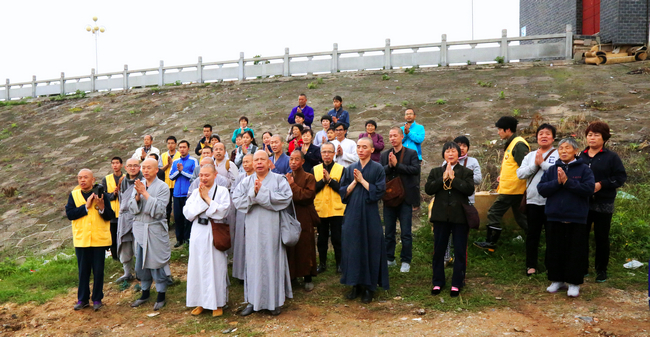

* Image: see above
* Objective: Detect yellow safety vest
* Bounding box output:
[497,136,530,195]
[105,174,120,218]
[313,163,346,218]
[70,187,112,247]
[162,151,181,188]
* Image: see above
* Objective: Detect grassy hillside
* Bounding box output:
[1,61,649,258]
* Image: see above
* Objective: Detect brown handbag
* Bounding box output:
[208,187,231,252]
[382,149,406,208]
[519,149,556,213]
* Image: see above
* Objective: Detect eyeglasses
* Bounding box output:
[126,165,139,168]
[321,150,335,154]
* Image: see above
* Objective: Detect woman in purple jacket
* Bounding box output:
[358,120,385,162]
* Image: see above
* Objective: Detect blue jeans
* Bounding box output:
[384,202,413,264]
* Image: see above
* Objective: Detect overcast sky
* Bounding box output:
[1,0,519,83]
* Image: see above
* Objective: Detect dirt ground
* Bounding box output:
[1,261,649,337]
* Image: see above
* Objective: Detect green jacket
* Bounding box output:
[425,164,475,225]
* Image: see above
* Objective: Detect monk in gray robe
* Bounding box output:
[232,150,293,316]
[232,154,254,281]
[115,158,142,283]
[128,158,172,311]
[187,157,229,198]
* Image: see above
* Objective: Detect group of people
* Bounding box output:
[65,93,626,316]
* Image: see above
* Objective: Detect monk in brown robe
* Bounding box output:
[286,150,319,292]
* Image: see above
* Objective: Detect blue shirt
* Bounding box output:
[271,153,291,175]
[401,121,425,160]
[328,108,350,129]
[169,154,198,197]
[288,105,314,127]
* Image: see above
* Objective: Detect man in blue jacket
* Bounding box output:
[400,108,425,162]
[169,140,198,247]
[537,138,595,298]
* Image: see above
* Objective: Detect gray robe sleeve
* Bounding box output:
[249,175,292,211]
[142,182,170,219]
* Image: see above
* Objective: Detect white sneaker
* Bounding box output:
[387,260,397,267]
[400,262,410,273]
[546,282,566,293]
[567,284,580,297]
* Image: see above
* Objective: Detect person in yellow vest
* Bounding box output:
[313,142,346,274]
[159,136,181,224]
[474,117,530,251]
[65,168,115,311]
[102,157,124,262]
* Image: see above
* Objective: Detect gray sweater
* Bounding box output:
[516,147,559,206]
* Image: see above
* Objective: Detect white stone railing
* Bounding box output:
[1,25,573,101]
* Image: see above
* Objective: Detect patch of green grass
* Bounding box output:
[477,80,493,87]
[307,82,317,89]
[317,78,324,84]
[435,99,447,105]
[382,74,390,81]
[165,80,183,86]
[404,67,417,75]
[498,91,505,100]
[68,107,83,113]
[512,109,520,117]
[401,100,409,107]
[495,56,505,64]
[49,90,87,101]
[385,103,392,107]
[183,126,189,132]
[396,86,401,90]
[0,250,121,304]
[348,104,357,109]
[93,107,102,113]
[0,128,12,140]
[0,100,28,107]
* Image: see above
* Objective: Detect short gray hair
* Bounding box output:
[558,137,579,150]
[321,142,335,152]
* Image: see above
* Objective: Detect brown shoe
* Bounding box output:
[191,306,204,316]
[212,307,223,317]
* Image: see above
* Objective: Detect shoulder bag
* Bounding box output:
[209,186,231,252]
[382,149,406,208]
[519,149,556,213]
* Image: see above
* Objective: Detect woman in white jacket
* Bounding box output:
[516,124,559,276]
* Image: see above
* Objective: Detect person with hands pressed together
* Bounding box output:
[132,134,160,161]
[232,151,293,316]
[287,124,304,154]
[115,158,143,283]
[102,157,124,262]
[231,117,255,145]
[331,123,358,167]
[235,131,259,168]
[425,142,475,298]
[339,138,388,304]
[314,115,332,147]
[359,120,385,163]
[285,150,319,292]
[300,129,322,173]
[231,154,255,282]
[169,140,199,247]
[184,164,231,318]
[288,94,314,127]
[328,95,350,129]
[381,127,420,273]
[212,142,239,189]
[196,124,214,156]
[129,159,173,311]
[400,109,425,162]
[66,169,116,311]
[313,143,346,274]
[160,136,181,224]
[269,135,291,175]
[537,138,595,298]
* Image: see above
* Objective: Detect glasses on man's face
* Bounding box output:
[321,150,335,154]
[126,165,139,168]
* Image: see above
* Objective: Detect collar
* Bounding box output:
[168,150,177,156]
[180,153,190,160]
[504,133,517,149]
[143,146,151,152]
[583,146,605,154]
[323,161,335,170]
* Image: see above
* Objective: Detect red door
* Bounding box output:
[583,0,601,35]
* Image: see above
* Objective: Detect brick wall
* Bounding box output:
[601,0,648,45]
[520,0,578,36]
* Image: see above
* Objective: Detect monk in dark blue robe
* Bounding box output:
[339,137,389,303]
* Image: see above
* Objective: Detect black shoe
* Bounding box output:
[336,264,342,274]
[473,241,497,251]
[345,285,361,300]
[74,301,89,310]
[269,307,281,316]
[93,301,103,311]
[361,289,374,303]
[316,264,327,274]
[450,287,460,298]
[174,241,183,248]
[240,304,254,316]
[596,271,608,283]
[431,286,441,295]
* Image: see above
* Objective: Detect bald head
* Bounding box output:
[253,150,271,176]
[126,158,139,166]
[200,157,214,166]
[141,158,159,182]
[199,163,217,188]
[358,137,374,149]
[270,136,283,154]
[213,142,226,161]
[77,168,95,191]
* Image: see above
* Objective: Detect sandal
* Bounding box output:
[526,268,537,276]
[431,286,441,295]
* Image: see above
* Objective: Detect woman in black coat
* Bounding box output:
[577,121,627,283]
[425,142,475,297]
[299,129,322,173]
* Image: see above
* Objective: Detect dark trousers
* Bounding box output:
[173,196,190,243]
[432,221,469,288]
[585,210,613,273]
[75,246,106,303]
[384,202,413,263]
[166,188,174,225]
[317,216,343,266]
[109,220,119,261]
[525,205,547,269]
[487,194,528,232]
[546,221,588,285]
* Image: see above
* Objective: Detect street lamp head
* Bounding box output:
[93,16,98,22]
[93,26,99,32]
[86,26,91,32]
[99,27,105,33]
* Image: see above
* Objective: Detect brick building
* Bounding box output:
[520,0,649,45]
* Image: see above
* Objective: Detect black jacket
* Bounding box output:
[577,147,626,205]
[65,189,116,222]
[425,164,474,224]
[302,144,322,174]
[537,158,595,224]
[380,147,421,206]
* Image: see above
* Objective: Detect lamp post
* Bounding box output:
[86,17,106,73]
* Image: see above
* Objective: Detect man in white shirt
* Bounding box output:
[131,135,160,161]
[330,123,358,167]
[212,142,239,189]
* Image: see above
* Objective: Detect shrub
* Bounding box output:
[477,81,493,87]
[495,56,505,64]
[404,67,416,75]
[498,91,505,100]
[435,99,447,105]
[382,74,390,81]
[307,82,317,89]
